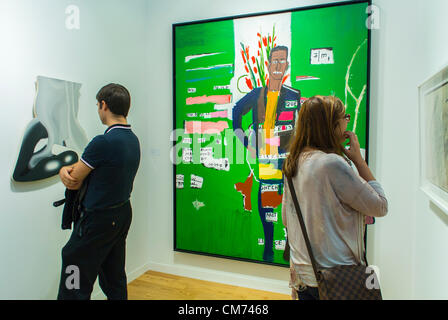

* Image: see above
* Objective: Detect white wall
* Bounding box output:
[369,0,448,300]
[0,0,150,299]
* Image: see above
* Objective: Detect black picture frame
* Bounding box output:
[172,0,372,267]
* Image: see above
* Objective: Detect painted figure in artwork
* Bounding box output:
[233,45,301,262]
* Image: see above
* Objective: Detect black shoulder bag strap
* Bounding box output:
[286,175,321,282]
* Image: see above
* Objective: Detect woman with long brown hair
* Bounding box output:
[281,95,388,300]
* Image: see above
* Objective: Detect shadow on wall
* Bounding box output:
[11,76,88,192]
[10,175,60,193]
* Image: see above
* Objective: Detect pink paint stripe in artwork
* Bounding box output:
[278,111,294,121]
[209,111,228,118]
[186,95,232,105]
[265,137,280,146]
[185,121,229,134]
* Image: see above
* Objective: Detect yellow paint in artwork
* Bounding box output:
[259,163,283,180]
[263,91,280,155]
[263,91,280,130]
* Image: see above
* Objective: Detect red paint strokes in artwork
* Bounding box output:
[263,37,268,47]
[261,191,282,208]
[282,74,290,84]
[252,56,256,64]
[241,50,246,64]
[246,77,253,90]
[278,111,294,121]
[235,172,253,211]
[186,95,231,105]
[185,121,229,134]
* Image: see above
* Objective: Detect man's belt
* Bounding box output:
[83,199,130,213]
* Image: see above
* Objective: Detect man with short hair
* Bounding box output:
[57,83,140,300]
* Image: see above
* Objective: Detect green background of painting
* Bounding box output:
[174,2,369,266]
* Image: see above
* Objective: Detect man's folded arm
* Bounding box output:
[59,161,92,190]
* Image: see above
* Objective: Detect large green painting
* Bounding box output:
[173,1,371,266]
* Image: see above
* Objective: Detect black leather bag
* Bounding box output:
[285,175,382,300]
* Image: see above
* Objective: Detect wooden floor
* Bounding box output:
[127,270,291,300]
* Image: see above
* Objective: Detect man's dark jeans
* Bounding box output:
[57,202,132,300]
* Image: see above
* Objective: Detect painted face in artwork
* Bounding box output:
[268,49,289,81]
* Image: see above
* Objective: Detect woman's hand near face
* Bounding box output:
[342,131,375,182]
[342,131,364,165]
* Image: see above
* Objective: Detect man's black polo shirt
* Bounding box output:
[80,124,140,210]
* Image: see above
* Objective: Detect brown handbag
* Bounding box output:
[285,175,382,300]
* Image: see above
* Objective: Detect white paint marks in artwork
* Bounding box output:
[188,88,196,93]
[258,238,265,246]
[214,85,231,90]
[182,148,192,163]
[191,174,204,189]
[182,137,192,144]
[275,240,286,251]
[295,75,320,82]
[200,147,213,162]
[202,157,230,171]
[345,39,368,135]
[181,146,230,171]
[185,52,224,63]
[311,48,334,65]
[265,212,278,222]
[261,184,279,193]
[186,64,233,72]
[176,175,184,189]
[192,199,205,211]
